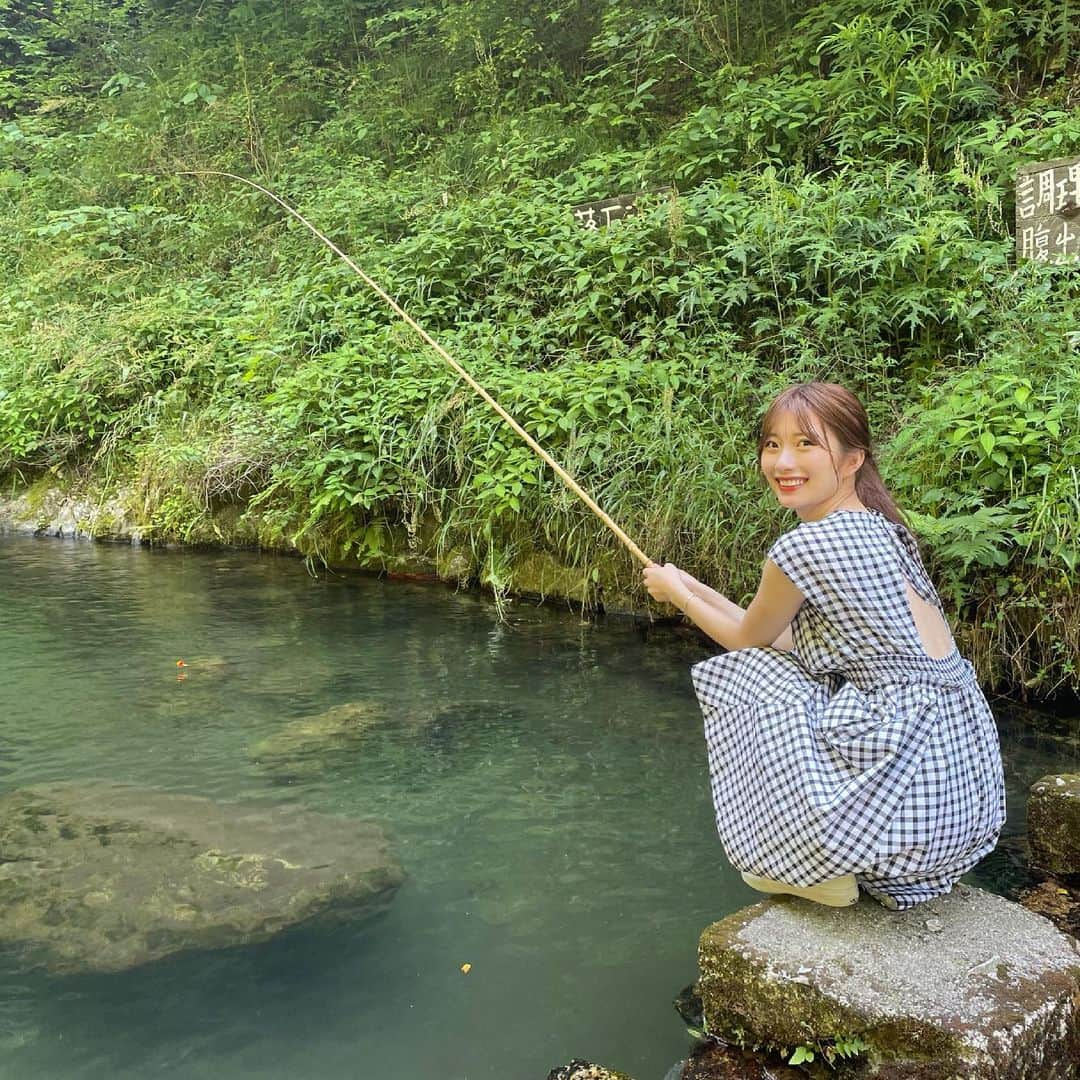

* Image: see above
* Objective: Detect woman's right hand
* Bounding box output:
[642,562,689,607]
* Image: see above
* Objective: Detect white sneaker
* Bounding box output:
[741,871,859,908]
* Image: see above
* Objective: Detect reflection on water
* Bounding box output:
[0,535,1075,1079]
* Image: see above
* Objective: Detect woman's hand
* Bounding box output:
[643,562,690,608]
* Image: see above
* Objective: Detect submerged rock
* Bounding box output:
[1028,774,1080,879]
[0,781,404,974]
[250,701,388,774]
[546,1062,634,1080]
[698,887,1080,1077]
[251,698,524,781]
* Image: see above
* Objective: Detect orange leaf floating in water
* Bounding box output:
[460,963,472,974]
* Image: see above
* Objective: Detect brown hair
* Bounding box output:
[758,382,906,526]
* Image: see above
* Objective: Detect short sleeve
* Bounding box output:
[766,526,827,606]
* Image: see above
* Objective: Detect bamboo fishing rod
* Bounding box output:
[181,170,652,567]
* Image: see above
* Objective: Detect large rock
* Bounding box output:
[0,782,404,973]
[698,887,1080,1078]
[1028,774,1080,879]
[0,481,143,541]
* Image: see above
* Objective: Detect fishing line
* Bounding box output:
[180,170,652,568]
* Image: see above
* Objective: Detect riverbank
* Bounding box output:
[2,527,1076,1078]
[0,475,640,611]
[4,473,1077,712]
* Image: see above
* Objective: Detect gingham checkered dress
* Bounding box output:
[691,510,1005,910]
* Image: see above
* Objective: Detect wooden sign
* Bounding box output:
[570,193,642,230]
[1016,156,1080,263]
[570,188,675,230]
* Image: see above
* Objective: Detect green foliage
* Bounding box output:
[788,1032,869,1066]
[887,266,1079,690]
[0,0,1078,693]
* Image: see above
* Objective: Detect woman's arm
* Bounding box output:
[644,561,803,651]
[676,570,794,650]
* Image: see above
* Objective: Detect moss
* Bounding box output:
[20,475,63,519]
[1028,775,1080,879]
[507,548,636,611]
[87,508,118,536]
[698,918,966,1072]
[509,550,592,603]
[546,1064,636,1080]
[436,547,474,582]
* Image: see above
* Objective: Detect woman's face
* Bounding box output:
[759,409,862,521]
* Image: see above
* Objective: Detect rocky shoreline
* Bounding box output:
[0,478,642,612]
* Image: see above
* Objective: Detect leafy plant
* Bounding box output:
[0,0,1077,695]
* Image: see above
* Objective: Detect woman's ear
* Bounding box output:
[843,448,866,479]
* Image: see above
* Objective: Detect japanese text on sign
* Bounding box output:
[570,193,641,230]
[570,188,675,230]
[1016,156,1080,263]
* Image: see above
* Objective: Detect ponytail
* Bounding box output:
[854,454,906,527]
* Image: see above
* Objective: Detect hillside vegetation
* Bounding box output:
[1,0,1077,695]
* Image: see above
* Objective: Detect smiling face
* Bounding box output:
[759,408,865,521]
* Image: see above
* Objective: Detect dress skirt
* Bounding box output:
[691,646,1006,909]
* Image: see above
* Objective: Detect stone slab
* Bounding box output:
[0,781,404,973]
[698,887,1080,1078]
[1029,774,1080,879]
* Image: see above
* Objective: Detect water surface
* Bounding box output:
[0,535,1073,1079]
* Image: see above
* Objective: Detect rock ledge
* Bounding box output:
[698,887,1080,1077]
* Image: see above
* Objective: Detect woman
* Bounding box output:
[643,382,1005,909]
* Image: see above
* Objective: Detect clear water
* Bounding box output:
[0,535,1075,1080]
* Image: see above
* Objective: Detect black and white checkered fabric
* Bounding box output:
[691,510,1005,910]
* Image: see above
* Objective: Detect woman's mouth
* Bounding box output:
[775,478,806,491]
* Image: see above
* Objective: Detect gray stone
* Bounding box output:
[1029,774,1080,879]
[0,782,404,974]
[0,483,143,542]
[698,887,1080,1078]
[250,701,389,775]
